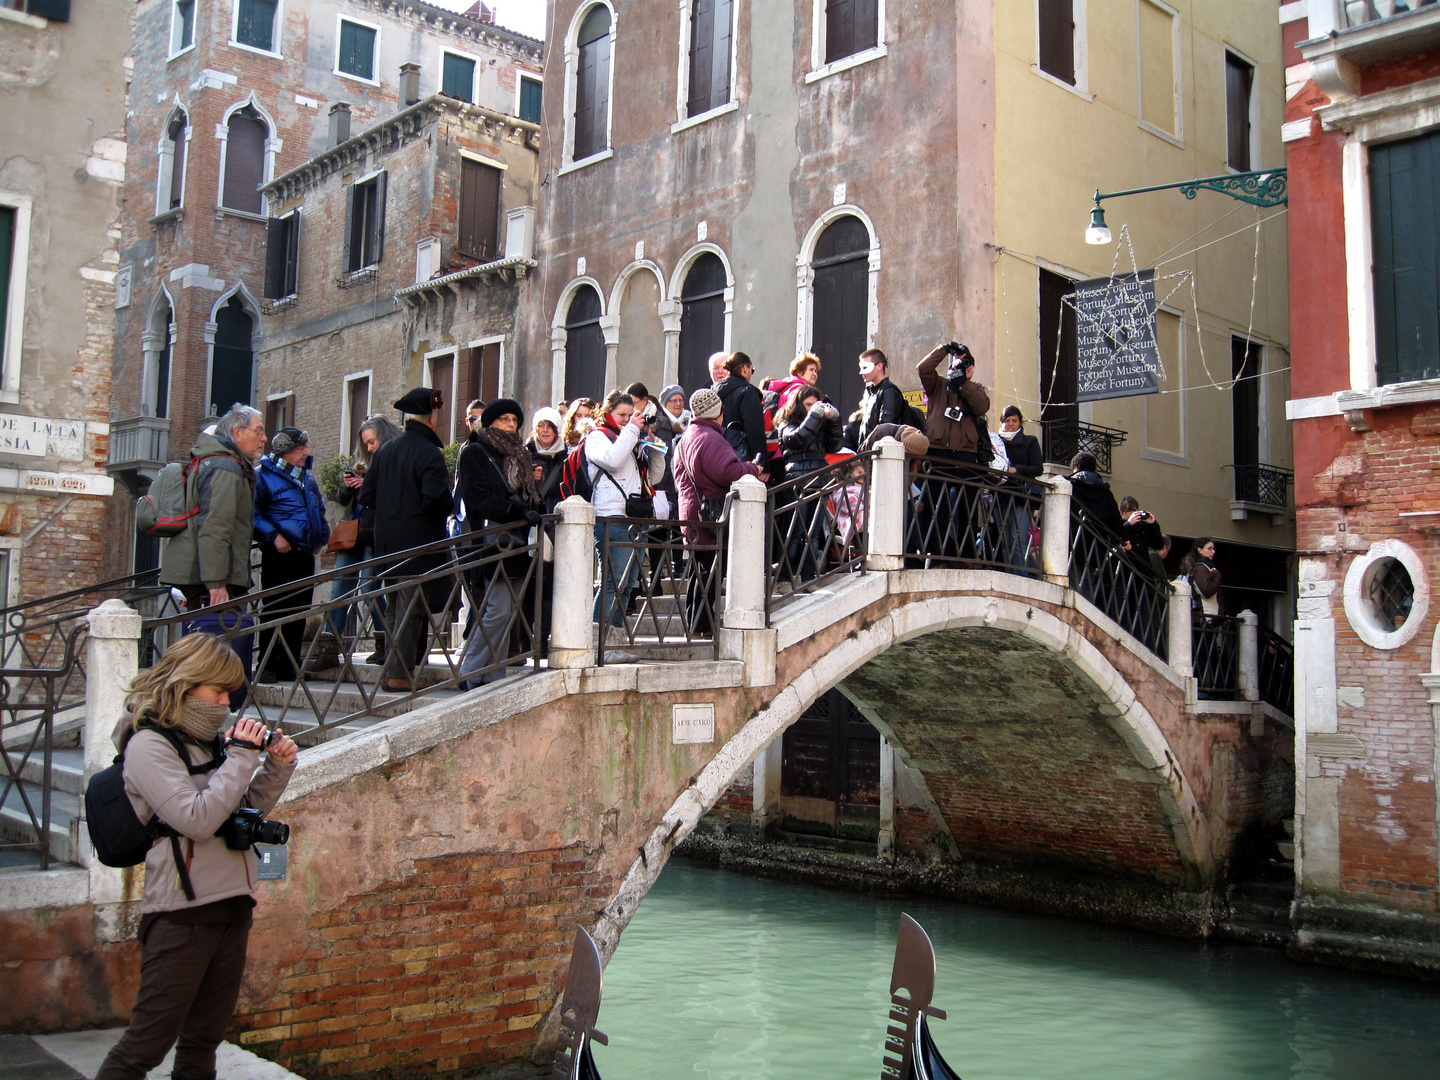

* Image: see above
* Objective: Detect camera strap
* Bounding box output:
[133,721,213,902]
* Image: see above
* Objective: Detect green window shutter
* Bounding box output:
[519,77,542,124]
[339,21,375,80]
[442,53,475,102]
[1371,131,1440,386]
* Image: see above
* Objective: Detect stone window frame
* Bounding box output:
[0,188,32,406]
[672,0,741,133]
[549,274,608,402]
[169,0,197,61]
[1135,0,1183,147]
[515,70,543,125]
[140,286,176,420]
[203,282,261,421]
[558,1,618,175]
[339,369,373,457]
[1343,538,1430,651]
[229,0,284,59]
[216,94,281,219]
[334,14,382,87]
[794,204,880,358]
[439,45,480,104]
[805,0,886,85]
[1033,0,1092,101]
[155,101,191,217]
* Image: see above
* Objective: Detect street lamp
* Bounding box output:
[1083,168,1288,245]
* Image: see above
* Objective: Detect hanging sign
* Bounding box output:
[1070,269,1161,402]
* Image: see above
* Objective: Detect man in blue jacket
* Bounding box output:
[253,427,329,682]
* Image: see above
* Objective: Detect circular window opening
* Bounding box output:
[1366,557,1414,633]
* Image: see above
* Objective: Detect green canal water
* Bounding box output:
[592,860,1440,1080]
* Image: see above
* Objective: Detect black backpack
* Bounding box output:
[84,724,224,901]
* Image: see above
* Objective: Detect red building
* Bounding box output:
[1285,0,1440,976]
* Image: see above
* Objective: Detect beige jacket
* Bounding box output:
[114,716,295,914]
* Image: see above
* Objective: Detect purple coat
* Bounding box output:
[674,417,761,542]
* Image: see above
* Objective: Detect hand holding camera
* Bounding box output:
[226,716,297,764]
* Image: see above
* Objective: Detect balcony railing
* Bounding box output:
[1039,419,1127,474]
[108,415,170,475]
[1233,463,1293,509]
[1344,0,1438,30]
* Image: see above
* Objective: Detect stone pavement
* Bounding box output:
[0,1033,305,1080]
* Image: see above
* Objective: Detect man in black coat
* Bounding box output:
[714,352,767,466]
[359,387,453,690]
[856,349,907,447]
[1067,451,1126,538]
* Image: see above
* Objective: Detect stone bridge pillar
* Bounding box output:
[1237,610,1260,702]
[720,475,775,686]
[1041,475,1072,584]
[549,496,597,669]
[1169,578,1194,679]
[83,599,144,942]
[866,437,906,571]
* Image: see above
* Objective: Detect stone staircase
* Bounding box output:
[1216,819,1296,946]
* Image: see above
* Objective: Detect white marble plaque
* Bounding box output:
[672,703,715,745]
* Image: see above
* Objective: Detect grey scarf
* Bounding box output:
[176,698,230,744]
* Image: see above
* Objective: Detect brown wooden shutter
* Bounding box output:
[688,0,715,116]
[574,11,611,160]
[1038,0,1075,86]
[458,158,501,259]
[264,216,287,299]
[347,377,369,454]
[825,0,854,64]
[1226,54,1253,171]
[481,342,500,403]
[368,171,386,265]
[223,111,267,214]
[343,182,357,271]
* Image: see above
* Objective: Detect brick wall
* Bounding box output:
[0,906,138,1033]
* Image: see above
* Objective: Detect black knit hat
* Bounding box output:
[481,397,524,428]
[395,387,442,415]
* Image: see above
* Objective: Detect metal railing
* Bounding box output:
[1069,513,1170,658]
[904,456,1042,573]
[1234,463,1293,509]
[765,453,874,620]
[595,517,725,665]
[1193,614,1240,699]
[1258,625,1294,715]
[1040,419,1128,474]
[0,624,86,870]
[1343,0,1437,30]
[138,520,551,745]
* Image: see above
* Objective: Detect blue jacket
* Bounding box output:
[254,455,330,553]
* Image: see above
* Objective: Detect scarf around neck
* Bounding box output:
[177,698,231,743]
[478,426,540,502]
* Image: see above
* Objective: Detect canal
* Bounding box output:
[593,860,1440,1080]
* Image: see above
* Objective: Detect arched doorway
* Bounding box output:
[564,285,605,402]
[811,216,869,416]
[211,295,254,416]
[679,253,727,391]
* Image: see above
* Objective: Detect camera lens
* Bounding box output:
[255,819,290,845]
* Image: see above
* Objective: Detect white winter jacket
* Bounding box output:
[583,423,666,517]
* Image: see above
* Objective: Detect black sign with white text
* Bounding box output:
[1071,270,1161,402]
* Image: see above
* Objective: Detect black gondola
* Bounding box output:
[551,927,609,1080]
[880,913,964,1080]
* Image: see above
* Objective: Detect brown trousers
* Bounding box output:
[95,916,252,1080]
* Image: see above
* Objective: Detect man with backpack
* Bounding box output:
[158,404,266,611]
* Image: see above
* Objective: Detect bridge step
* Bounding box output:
[0,777,79,866]
[14,747,85,795]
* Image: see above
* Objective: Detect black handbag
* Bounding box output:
[625,492,654,518]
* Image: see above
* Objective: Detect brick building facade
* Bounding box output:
[256,96,538,464]
[0,0,130,612]
[1284,0,1440,974]
[104,0,541,577]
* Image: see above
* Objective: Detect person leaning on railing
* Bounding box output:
[94,634,297,1080]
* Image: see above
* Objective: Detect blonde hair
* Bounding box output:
[127,634,244,728]
[562,398,598,447]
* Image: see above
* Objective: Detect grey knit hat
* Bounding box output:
[690,387,723,420]
[660,384,685,407]
[270,427,308,455]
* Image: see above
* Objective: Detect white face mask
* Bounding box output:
[858,360,876,376]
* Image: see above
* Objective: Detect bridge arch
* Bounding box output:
[593,591,1210,960]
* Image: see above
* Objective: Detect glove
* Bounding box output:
[524,510,543,526]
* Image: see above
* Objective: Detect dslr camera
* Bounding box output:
[943,341,973,395]
[216,807,290,851]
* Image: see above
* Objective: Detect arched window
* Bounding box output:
[573,5,612,162]
[811,216,870,413]
[222,104,268,214]
[157,109,188,214]
[679,253,727,390]
[211,295,254,415]
[142,294,174,420]
[564,286,605,402]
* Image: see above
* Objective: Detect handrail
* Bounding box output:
[1068,511,1171,657]
[765,451,876,621]
[904,456,1043,573]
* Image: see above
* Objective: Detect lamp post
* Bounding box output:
[1084,167,1288,245]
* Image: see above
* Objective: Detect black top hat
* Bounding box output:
[395,387,442,415]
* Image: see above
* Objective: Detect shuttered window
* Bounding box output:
[824,0,879,65]
[1225,52,1254,171]
[573,6,612,161]
[0,208,14,368]
[235,0,277,52]
[345,172,386,272]
[1037,0,1075,85]
[1371,130,1440,386]
[346,376,370,455]
[679,254,727,390]
[1231,337,1261,471]
[1038,268,1079,438]
[519,76,542,124]
[457,158,501,261]
[222,106,267,214]
[442,52,475,102]
[167,113,187,210]
[172,0,195,53]
[264,210,300,299]
[811,217,870,413]
[687,0,733,118]
[338,20,377,81]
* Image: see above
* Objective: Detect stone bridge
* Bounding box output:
[3,448,1292,1077]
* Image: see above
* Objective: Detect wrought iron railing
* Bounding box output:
[1193,613,1240,699]
[1344,0,1437,30]
[0,624,86,870]
[1233,463,1293,509]
[1040,419,1127,474]
[595,516,725,665]
[1069,512,1170,657]
[765,452,874,620]
[138,520,551,744]
[904,456,1042,573]
[1258,625,1294,715]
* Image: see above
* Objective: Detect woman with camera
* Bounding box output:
[97,633,296,1080]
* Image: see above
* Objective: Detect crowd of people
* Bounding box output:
[154,341,1226,689]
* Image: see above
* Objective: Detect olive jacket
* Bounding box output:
[158,430,257,592]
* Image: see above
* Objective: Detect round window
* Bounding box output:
[1343,540,1429,650]
[1366,557,1414,632]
